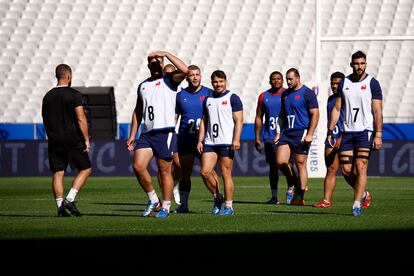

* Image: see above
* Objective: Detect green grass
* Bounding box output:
[0,176,413,239]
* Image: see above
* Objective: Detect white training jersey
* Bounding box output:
[137,76,179,133]
[340,74,382,132]
[204,91,242,146]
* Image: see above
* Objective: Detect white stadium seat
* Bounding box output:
[0,0,413,124]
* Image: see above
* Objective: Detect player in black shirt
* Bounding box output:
[42,64,91,217]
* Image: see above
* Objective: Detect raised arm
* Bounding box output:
[149,51,188,83]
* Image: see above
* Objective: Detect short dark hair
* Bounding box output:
[188,65,200,71]
[55,64,72,80]
[269,71,283,79]
[330,71,345,80]
[286,68,300,77]
[211,70,226,80]
[351,51,366,61]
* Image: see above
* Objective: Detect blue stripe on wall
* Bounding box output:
[1,123,414,140]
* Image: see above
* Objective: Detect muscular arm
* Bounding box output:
[149,51,188,83]
[197,114,207,154]
[254,102,263,151]
[74,106,90,152]
[232,110,243,151]
[327,97,342,147]
[372,99,383,150]
[127,95,143,151]
[306,108,320,138]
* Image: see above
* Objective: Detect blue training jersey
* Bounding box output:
[327,94,344,136]
[281,85,318,131]
[176,86,213,142]
[257,88,284,142]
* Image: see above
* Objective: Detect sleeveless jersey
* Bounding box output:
[257,88,284,142]
[338,74,382,132]
[203,90,243,146]
[137,75,179,133]
[281,85,318,132]
[176,86,213,142]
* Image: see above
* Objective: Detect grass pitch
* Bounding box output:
[0,176,413,270]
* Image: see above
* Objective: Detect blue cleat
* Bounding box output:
[286,188,294,205]
[211,194,224,215]
[219,207,234,216]
[141,201,160,217]
[352,207,362,217]
[172,205,189,213]
[153,208,169,218]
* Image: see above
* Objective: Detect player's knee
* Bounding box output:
[133,162,146,174]
[200,169,211,179]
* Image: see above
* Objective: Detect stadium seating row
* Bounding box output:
[0,0,413,123]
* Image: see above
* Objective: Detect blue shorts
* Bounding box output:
[203,145,234,158]
[264,142,276,163]
[279,129,310,155]
[134,129,177,159]
[340,130,373,152]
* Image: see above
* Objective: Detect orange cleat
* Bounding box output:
[312,199,332,208]
[361,192,372,209]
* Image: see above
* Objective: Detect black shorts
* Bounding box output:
[48,148,91,172]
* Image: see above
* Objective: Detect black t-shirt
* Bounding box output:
[42,86,85,151]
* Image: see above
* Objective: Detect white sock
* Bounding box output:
[353,200,361,209]
[66,188,78,202]
[147,190,159,203]
[162,200,171,212]
[271,189,277,198]
[225,200,233,209]
[56,198,63,208]
[179,191,189,208]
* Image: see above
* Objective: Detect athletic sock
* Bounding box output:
[353,200,361,209]
[225,200,233,209]
[271,189,277,198]
[66,188,78,202]
[162,200,171,212]
[147,190,159,203]
[56,197,63,208]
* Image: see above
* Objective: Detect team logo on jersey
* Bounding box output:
[295,95,301,100]
[199,96,205,101]
[222,100,228,105]
[155,81,161,86]
[361,85,367,91]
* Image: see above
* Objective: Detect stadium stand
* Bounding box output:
[0,0,413,124]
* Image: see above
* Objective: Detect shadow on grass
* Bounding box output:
[2,230,412,272]
[92,202,146,206]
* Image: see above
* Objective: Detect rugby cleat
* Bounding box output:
[290,197,305,206]
[265,196,280,205]
[312,199,332,208]
[352,207,362,217]
[141,201,160,217]
[62,199,81,217]
[218,207,234,216]
[57,205,70,217]
[361,192,372,209]
[153,208,169,218]
[211,194,224,215]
